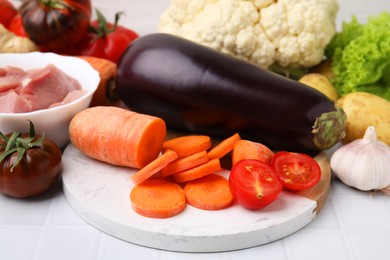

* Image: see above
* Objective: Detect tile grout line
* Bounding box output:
[329,197,359,260]
[31,194,57,260]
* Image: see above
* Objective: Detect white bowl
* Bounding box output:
[0,52,100,148]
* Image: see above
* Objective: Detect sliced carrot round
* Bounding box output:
[184,174,233,210]
[131,150,178,185]
[161,151,209,177]
[130,179,186,218]
[207,133,241,159]
[173,158,222,183]
[162,135,211,158]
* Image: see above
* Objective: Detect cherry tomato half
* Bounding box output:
[272,151,321,191]
[229,159,283,210]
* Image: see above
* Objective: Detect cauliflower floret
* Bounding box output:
[159,0,338,69]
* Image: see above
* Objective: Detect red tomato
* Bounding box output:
[20,0,91,52]
[0,0,17,27]
[272,151,321,191]
[229,159,283,210]
[0,122,62,198]
[7,14,28,37]
[71,10,139,63]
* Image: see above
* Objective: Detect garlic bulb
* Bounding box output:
[330,126,390,193]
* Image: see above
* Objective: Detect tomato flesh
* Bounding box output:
[272,152,321,191]
[229,159,282,210]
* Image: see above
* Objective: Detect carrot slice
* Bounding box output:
[130,179,186,218]
[208,133,241,159]
[69,106,166,169]
[162,135,211,158]
[173,158,222,183]
[161,151,209,177]
[131,150,178,185]
[232,139,274,165]
[184,174,233,210]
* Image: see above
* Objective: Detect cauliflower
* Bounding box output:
[159,0,339,69]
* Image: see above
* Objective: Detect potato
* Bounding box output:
[337,92,390,145]
[309,59,334,80]
[299,73,338,101]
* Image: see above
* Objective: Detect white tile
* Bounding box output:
[333,196,390,229]
[285,230,350,260]
[0,195,52,225]
[46,193,89,226]
[226,239,287,260]
[0,226,41,260]
[348,231,389,260]
[34,226,101,260]
[97,233,161,260]
[305,199,340,230]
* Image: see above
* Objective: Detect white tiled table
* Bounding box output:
[2,1,390,259]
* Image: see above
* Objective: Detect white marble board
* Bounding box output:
[62,144,328,252]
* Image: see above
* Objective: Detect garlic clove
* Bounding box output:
[330,126,390,192]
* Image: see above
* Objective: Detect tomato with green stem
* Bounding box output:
[272,151,321,191]
[8,14,28,37]
[71,9,139,63]
[20,0,91,52]
[0,121,62,198]
[229,159,283,210]
[0,0,17,27]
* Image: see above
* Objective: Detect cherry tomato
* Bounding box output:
[71,10,139,63]
[229,159,283,210]
[272,151,321,191]
[0,0,17,27]
[0,122,62,198]
[20,0,91,52]
[7,14,28,37]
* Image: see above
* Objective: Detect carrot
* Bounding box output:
[131,150,178,185]
[162,135,211,158]
[69,106,166,169]
[232,139,274,165]
[161,151,209,177]
[79,56,121,107]
[207,133,241,159]
[130,179,186,218]
[184,174,233,210]
[173,158,222,183]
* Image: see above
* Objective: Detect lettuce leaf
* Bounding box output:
[325,12,390,100]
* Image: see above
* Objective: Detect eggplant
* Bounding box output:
[116,33,346,154]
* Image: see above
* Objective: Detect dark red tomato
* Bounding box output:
[20,0,91,52]
[0,0,17,27]
[229,159,283,210]
[72,10,139,63]
[272,151,321,191]
[7,14,28,37]
[0,123,62,198]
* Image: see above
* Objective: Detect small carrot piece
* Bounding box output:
[69,106,166,169]
[184,174,233,210]
[78,56,119,107]
[173,158,222,183]
[162,135,211,158]
[130,179,186,218]
[131,150,178,185]
[161,151,209,177]
[208,133,241,159]
[232,139,274,165]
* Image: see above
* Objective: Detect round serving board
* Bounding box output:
[62,144,331,252]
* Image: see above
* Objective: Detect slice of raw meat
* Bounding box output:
[19,64,82,111]
[0,91,32,113]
